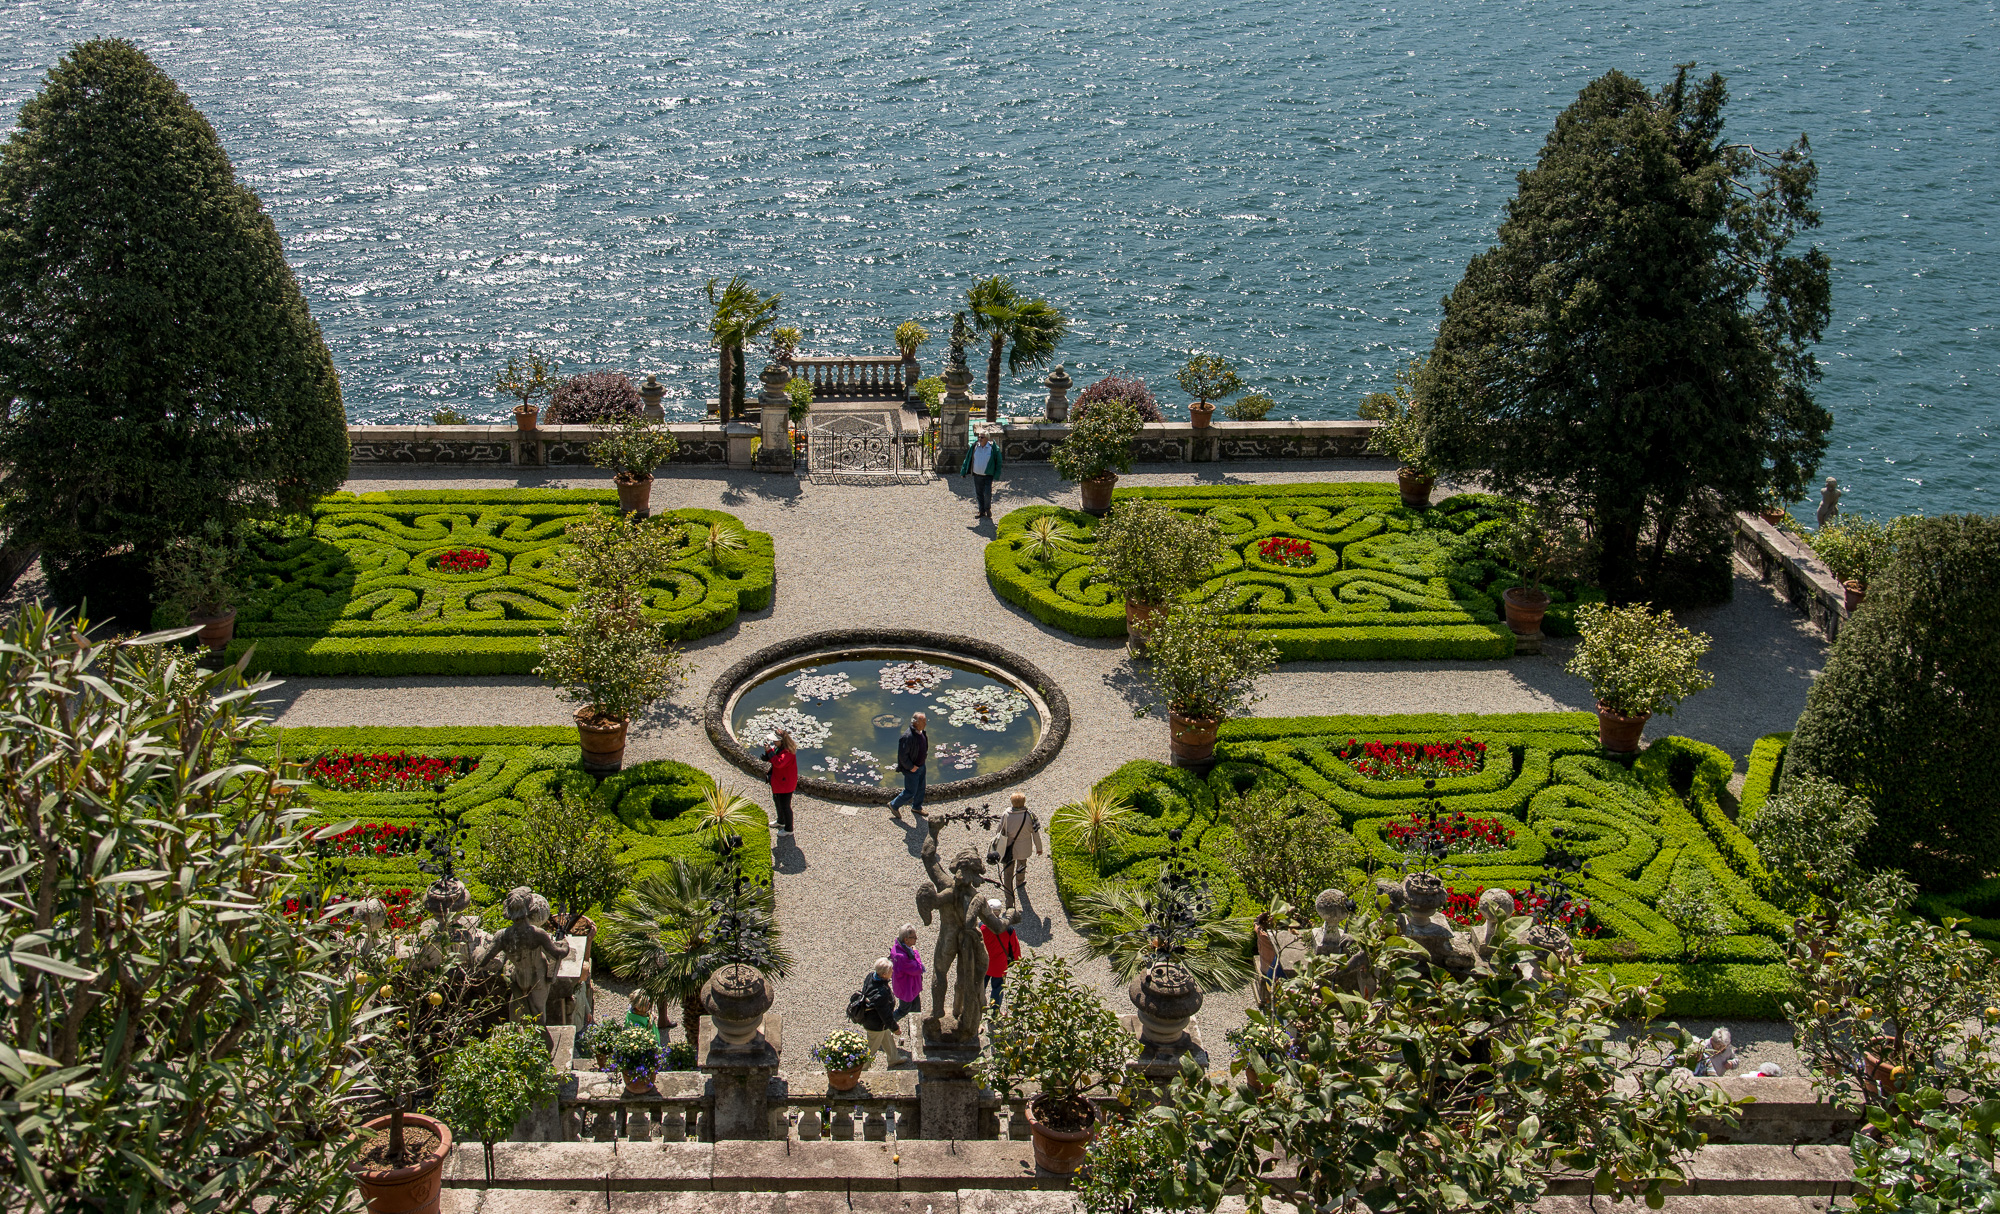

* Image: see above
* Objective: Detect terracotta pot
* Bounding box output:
[827,1066,863,1092]
[1397,468,1435,510]
[615,471,654,516]
[1189,402,1215,430]
[1124,599,1165,651]
[574,708,630,774]
[350,1112,452,1214]
[1594,702,1650,754]
[1863,1037,1910,1101]
[1079,474,1118,515]
[1760,508,1788,525]
[1500,586,1550,636]
[188,607,237,652]
[1843,580,1865,613]
[623,1075,657,1096]
[1169,710,1221,768]
[513,404,539,432]
[1025,1100,1096,1176]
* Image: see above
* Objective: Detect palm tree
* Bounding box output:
[1070,876,1257,993]
[967,276,1067,422]
[706,276,782,424]
[594,858,793,1045]
[1048,784,1131,869]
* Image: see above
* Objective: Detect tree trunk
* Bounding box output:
[718,345,734,424]
[1645,494,1687,591]
[1598,509,1643,605]
[683,993,704,1047]
[389,1105,406,1162]
[733,346,748,417]
[987,334,1003,422]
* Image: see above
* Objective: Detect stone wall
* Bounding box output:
[1732,511,1848,643]
[349,424,735,468]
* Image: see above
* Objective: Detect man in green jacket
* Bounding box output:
[959,428,1004,521]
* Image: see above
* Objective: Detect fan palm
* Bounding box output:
[706,276,782,423]
[1070,877,1257,993]
[967,276,1067,422]
[1049,786,1132,868]
[692,521,748,568]
[1019,514,1079,567]
[594,858,792,1045]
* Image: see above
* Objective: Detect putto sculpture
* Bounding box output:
[914,810,1020,1043]
[472,886,574,1024]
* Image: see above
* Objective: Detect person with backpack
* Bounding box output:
[979,900,1023,1010]
[848,958,909,1068]
[995,792,1044,909]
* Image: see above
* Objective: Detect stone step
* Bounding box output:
[442,1189,1844,1213]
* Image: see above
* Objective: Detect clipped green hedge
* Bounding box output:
[1738,732,1792,826]
[985,484,1601,661]
[223,491,775,675]
[1053,712,1793,1017]
[260,726,770,914]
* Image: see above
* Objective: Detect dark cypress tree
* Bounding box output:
[1416,66,1832,602]
[0,39,348,621]
[1788,515,2000,889]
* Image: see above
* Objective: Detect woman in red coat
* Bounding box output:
[979,898,1022,1009]
[761,727,798,835]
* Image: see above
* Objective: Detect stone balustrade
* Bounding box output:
[562,1070,714,1143]
[1731,511,1848,643]
[788,355,911,402]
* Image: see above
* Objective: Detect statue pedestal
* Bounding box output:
[1119,1015,1209,1082]
[697,1012,781,1140]
[912,1021,984,1141]
[547,933,591,1028]
[723,421,758,470]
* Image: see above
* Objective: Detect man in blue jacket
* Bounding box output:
[959,428,1003,521]
[888,711,929,816]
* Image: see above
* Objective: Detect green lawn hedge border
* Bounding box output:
[984,483,1602,661]
[1052,711,1794,1018]
[261,725,770,919]
[1737,732,1792,826]
[223,490,775,676]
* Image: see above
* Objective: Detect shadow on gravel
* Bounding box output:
[773,832,807,875]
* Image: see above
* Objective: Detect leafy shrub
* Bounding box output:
[1141,593,1278,722]
[1358,359,1431,473]
[432,407,472,425]
[587,417,680,477]
[1223,392,1275,421]
[473,784,632,926]
[1809,514,1905,586]
[547,371,643,424]
[150,522,245,618]
[914,376,944,417]
[1214,785,1367,924]
[1657,878,1730,962]
[1052,398,1142,482]
[1072,374,1162,423]
[1175,353,1243,406]
[1090,498,1223,610]
[1566,601,1714,718]
[972,956,1135,1129]
[1743,772,1875,912]
[784,376,813,421]
[432,1021,560,1181]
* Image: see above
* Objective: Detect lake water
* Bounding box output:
[3,1,1994,519]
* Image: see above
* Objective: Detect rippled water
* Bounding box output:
[3,1,1994,517]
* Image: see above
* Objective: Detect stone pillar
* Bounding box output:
[912,1025,984,1141]
[696,1011,782,1139]
[724,421,757,470]
[937,361,974,475]
[1044,365,1073,423]
[640,375,666,421]
[755,363,794,472]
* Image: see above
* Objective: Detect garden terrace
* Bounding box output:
[1054,712,1794,1017]
[226,489,774,675]
[264,726,771,910]
[986,483,1601,660]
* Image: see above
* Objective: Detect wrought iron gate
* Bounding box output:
[803,409,933,485]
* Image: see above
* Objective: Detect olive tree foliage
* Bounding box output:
[0,606,367,1213]
[1415,66,1832,602]
[1788,514,2000,889]
[0,40,349,613]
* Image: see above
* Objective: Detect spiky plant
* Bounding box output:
[1049,786,1133,867]
[695,779,768,847]
[691,521,748,568]
[895,320,932,356]
[1070,877,1256,993]
[594,858,791,1045]
[1020,515,1079,567]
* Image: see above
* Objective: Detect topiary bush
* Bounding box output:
[1050,712,1794,1018]
[1788,514,2000,890]
[546,372,643,424]
[1071,374,1162,423]
[224,489,774,676]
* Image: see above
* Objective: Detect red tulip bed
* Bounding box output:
[1444,887,1599,938]
[436,547,492,574]
[1385,811,1515,855]
[283,886,417,931]
[1257,536,1315,568]
[307,751,478,791]
[1341,737,1487,780]
[307,821,422,857]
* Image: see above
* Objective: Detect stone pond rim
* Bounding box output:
[704,629,1072,805]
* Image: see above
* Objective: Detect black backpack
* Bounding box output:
[846,988,870,1027]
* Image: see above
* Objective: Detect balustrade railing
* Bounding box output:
[790,356,910,402]
[561,1072,712,1143]
[774,1094,922,1142]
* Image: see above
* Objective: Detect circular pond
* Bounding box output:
[705,630,1070,804]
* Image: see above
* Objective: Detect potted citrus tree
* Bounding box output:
[1811,516,1898,612]
[431,1021,560,1185]
[1175,352,1244,430]
[1491,500,1583,636]
[149,523,244,650]
[1359,359,1435,508]
[1089,498,1224,650]
[812,1029,872,1092]
[349,1039,454,1214]
[1564,601,1714,753]
[495,351,557,431]
[1139,592,1277,768]
[972,956,1135,1175]
[589,417,681,517]
[1052,397,1142,515]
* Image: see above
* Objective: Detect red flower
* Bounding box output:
[1258,536,1316,568]
[437,548,492,574]
[1342,737,1486,781]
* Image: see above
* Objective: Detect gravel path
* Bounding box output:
[265,460,1823,1075]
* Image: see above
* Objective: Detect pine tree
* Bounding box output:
[0,39,348,620]
[1416,66,1832,601]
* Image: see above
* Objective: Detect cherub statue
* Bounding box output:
[1816,477,1842,527]
[914,813,1021,1043]
[353,896,392,962]
[472,887,573,1025]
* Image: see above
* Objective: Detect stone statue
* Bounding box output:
[1312,888,1355,956]
[1816,477,1842,527]
[1472,887,1517,960]
[472,887,574,1024]
[1397,872,1456,964]
[353,896,392,962]
[412,876,489,971]
[947,312,972,372]
[914,813,1020,1044]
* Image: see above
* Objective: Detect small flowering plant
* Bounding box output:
[307,822,421,858]
[600,1022,666,1084]
[1257,536,1315,568]
[811,1029,871,1072]
[1442,887,1599,938]
[307,751,478,791]
[1341,737,1486,781]
[436,548,492,574]
[1385,812,1514,856]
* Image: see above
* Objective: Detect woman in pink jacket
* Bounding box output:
[889,924,925,1021]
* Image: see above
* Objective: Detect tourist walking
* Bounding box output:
[960,427,1004,520]
[979,900,1022,1010]
[995,792,1044,908]
[887,712,929,815]
[1252,911,1286,1007]
[855,958,910,1068]
[890,924,925,1021]
[760,727,798,835]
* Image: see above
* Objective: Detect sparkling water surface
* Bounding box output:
[2,0,1994,518]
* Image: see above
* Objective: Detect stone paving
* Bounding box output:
[261,459,1826,1076]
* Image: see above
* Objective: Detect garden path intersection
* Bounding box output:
[266,460,1827,1071]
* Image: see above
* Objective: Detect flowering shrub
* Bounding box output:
[1443,887,1599,938]
[1341,737,1486,780]
[545,371,643,424]
[1385,811,1514,855]
[1072,374,1163,423]
[282,886,417,931]
[811,1029,871,1071]
[600,1022,667,1083]
[308,822,420,858]
[436,548,491,574]
[1258,536,1314,568]
[306,751,478,791]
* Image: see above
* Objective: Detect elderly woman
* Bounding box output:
[890,923,925,1024]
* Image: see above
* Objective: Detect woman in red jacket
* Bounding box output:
[979,897,1022,1009]
[761,727,798,835]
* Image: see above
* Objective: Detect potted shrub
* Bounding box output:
[1564,601,1714,753]
[812,1028,872,1092]
[1052,398,1142,515]
[769,325,802,365]
[972,956,1136,1175]
[599,1020,667,1094]
[588,417,681,517]
[1175,352,1244,430]
[1089,498,1224,649]
[1490,500,1583,636]
[895,319,931,393]
[1359,359,1435,508]
[432,1021,561,1184]
[1810,516,1898,612]
[150,523,244,650]
[494,351,557,432]
[1138,593,1278,768]
[547,371,644,426]
[350,1039,454,1214]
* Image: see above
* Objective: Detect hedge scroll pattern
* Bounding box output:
[264,726,771,915]
[985,483,1600,661]
[229,490,775,674]
[1053,713,1792,1017]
